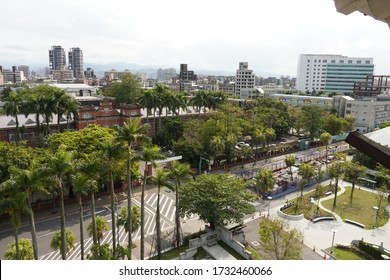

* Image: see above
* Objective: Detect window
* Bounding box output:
[331,60,335,63]
[104,107,109,113]
[323,59,327,63]
[365,60,371,64]
[339,60,344,63]
[346,110,351,114]
[346,104,352,108]
[83,113,91,119]
[348,60,352,63]
[131,110,136,116]
[357,60,361,64]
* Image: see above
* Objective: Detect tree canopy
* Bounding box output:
[179,174,256,229]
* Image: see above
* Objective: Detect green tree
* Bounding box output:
[210,135,225,166]
[72,173,96,260]
[320,132,332,170]
[105,73,142,104]
[0,162,49,260]
[88,216,108,245]
[344,161,366,205]
[0,190,30,260]
[46,149,74,260]
[117,205,141,234]
[258,218,303,260]
[50,228,76,256]
[139,145,165,259]
[328,154,345,210]
[99,140,123,255]
[180,174,256,230]
[149,168,172,259]
[301,105,326,141]
[114,118,150,259]
[3,92,23,143]
[255,169,276,194]
[170,160,193,247]
[322,114,347,135]
[4,238,34,260]
[298,163,315,199]
[284,155,296,182]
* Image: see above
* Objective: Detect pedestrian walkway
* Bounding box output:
[267,181,390,258]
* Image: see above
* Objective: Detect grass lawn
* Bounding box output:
[321,186,389,228]
[282,185,336,219]
[327,247,368,260]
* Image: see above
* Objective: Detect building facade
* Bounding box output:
[68,47,84,79]
[296,54,374,94]
[179,64,197,92]
[235,62,255,96]
[49,45,67,70]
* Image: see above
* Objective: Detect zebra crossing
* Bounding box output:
[39,192,196,260]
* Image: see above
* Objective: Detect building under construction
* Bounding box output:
[353,75,390,98]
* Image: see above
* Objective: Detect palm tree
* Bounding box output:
[138,89,157,130]
[114,118,151,259]
[255,168,276,194]
[77,154,101,246]
[172,92,188,116]
[344,161,366,205]
[0,190,30,260]
[72,173,95,260]
[169,160,192,248]
[328,154,345,210]
[50,228,76,256]
[264,128,276,161]
[210,135,225,166]
[284,155,296,183]
[252,127,265,158]
[0,163,49,260]
[154,83,168,132]
[320,132,332,169]
[88,216,108,245]
[139,145,165,259]
[41,92,56,135]
[190,90,208,115]
[149,168,172,259]
[297,163,315,199]
[46,149,73,260]
[99,140,122,255]
[4,238,34,260]
[3,92,23,143]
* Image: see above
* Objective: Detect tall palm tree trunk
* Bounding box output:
[175,183,181,248]
[91,192,97,244]
[14,227,20,259]
[156,187,161,259]
[27,198,39,260]
[78,196,85,260]
[126,147,133,260]
[141,164,148,260]
[109,169,116,256]
[58,180,67,260]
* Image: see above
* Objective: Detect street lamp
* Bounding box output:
[330,229,336,259]
[310,197,315,221]
[198,156,210,175]
[372,206,379,235]
[267,196,272,217]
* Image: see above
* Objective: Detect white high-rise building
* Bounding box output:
[296,54,374,94]
[235,62,255,96]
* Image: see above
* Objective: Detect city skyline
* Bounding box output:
[2,0,390,77]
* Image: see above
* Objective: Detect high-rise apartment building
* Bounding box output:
[296,54,374,94]
[235,62,255,96]
[68,47,84,79]
[179,64,197,92]
[18,65,30,78]
[49,45,66,70]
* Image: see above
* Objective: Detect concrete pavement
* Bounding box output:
[266,180,390,258]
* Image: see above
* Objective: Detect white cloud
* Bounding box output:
[1,0,390,77]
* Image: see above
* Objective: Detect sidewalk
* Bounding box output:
[267,180,390,258]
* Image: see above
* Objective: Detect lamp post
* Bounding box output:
[330,229,336,259]
[372,206,379,236]
[310,197,315,221]
[267,196,272,218]
[199,156,210,175]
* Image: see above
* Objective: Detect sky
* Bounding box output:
[2,0,390,77]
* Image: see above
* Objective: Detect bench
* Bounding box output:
[207,241,217,247]
[325,191,332,196]
[312,216,334,223]
[280,202,294,211]
[345,219,365,228]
